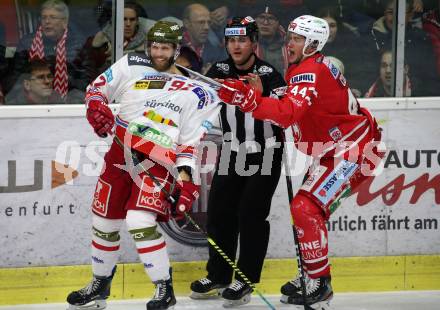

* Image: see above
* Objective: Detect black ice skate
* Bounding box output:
[66,266,116,310]
[280,273,310,301]
[190,278,229,299]
[146,273,176,310]
[222,279,253,308]
[281,276,333,310]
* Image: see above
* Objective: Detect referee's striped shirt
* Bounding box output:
[206,56,287,153]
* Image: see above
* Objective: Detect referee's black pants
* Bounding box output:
[206,147,282,284]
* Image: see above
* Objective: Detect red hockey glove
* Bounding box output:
[172,180,200,220]
[86,99,114,138]
[218,79,260,112]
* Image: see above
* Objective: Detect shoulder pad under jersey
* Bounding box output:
[189,83,219,109]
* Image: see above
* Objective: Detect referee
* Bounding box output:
[190,16,286,307]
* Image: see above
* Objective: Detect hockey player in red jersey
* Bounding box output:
[217,15,384,309]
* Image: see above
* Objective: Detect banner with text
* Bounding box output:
[0,110,439,267]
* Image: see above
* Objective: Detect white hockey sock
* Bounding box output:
[126,210,170,282]
[91,214,123,277]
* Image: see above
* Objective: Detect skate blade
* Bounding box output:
[67,300,107,310]
[290,299,332,310]
[280,294,289,303]
[222,294,251,308]
[190,288,225,300]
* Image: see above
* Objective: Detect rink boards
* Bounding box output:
[1,99,440,305]
[0,256,439,305]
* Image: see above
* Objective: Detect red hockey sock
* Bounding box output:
[290,194,330,278]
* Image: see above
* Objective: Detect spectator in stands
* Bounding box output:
[414,0,426,12]
[307,0,423,34]
[423,0,440,75]
[80,1,148,82]
[176,45,203,73]
[317,6,368,95]
[370,0,439,96]
[182,3,226,72]
[210,5,230,31]
[121,2,148,52]
[6,60,62,104]
[255,5,288,75]
[234,0,308,28]
[271,0,308,27]
[365,49,411,97]
[182,4,210,57]
[307,0,375,34]
[5,0,85,102]
[207,4,230,63]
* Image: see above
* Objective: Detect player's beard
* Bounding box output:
[151,55,174,72]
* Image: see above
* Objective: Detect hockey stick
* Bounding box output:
[182,212,276,310]
[114,136,176,203]
[281,131,310,310]
[175,64,222,90]
[113,136,276,310]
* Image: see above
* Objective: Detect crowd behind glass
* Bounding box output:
[0,0,439,105]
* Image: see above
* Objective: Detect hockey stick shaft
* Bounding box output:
[182,212,276,310]
[281,131,309,309]
[114,136,275,310]
[175,64,222,90]
[114,136,176,204]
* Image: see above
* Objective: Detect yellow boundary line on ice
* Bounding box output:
[0,255,439,305]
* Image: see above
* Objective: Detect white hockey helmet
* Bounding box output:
[287,15,329,57]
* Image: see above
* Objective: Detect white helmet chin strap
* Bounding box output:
[173,45,181,61]
[302,44,318,58]
[302,45,317,57]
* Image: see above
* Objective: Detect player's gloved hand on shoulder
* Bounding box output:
[171,180,200,220]
[86,99,114,138]
[218,79,260,112]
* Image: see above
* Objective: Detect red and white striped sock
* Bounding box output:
[91,215,123,277]
[135,235,170,281]
[126,210,170,282]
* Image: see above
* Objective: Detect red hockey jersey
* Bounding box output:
[252,53,378,159]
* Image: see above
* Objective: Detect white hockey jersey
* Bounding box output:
[86,52,221,170]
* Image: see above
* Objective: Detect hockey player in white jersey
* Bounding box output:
[66,21,221,310]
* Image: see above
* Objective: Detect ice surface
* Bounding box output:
[1,291,439,310]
